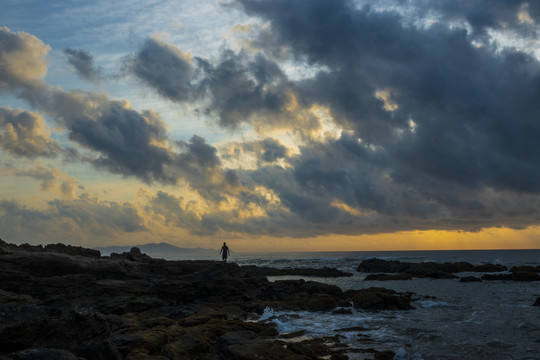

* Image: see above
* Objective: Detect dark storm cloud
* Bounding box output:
[243,133,540,235]
[237,0,540,195]
[129,39,299,130]
[176,135,221,168]
[257,138,289,163]
[22,86,177,183]
[63,48,102,82]
[200,51,291,128]
[173,135,245,203]
[68,104,173,183]
[128,37,198,102]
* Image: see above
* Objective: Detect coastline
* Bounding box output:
[2,239,539,359]
[0,239,405,360]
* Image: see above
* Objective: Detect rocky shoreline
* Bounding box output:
[357,258,540,282]
[1,240,412,360]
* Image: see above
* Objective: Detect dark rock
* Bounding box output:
[287,341,319,357]
[44,243,101,258]
[0,289,37,306]
[510,265,540,273]
[345,288,415,311]
[375,350,397,360]
[473,264,508,272]
[215,330,312,360]
[216,330,257,349]
[279,330,306,338]
[0,306,110,354]
[511,271,540,281]
[330,355,349,360]
[534,297,540,306]
[73,340,122,360]
[110,334,145,355]
[6,348,82,360]
[110,247,152,262]
[0,239,100,258]
[358,258,508,279]
[1,239,420,358]
[96,296,166,315]
[460,276,482,282]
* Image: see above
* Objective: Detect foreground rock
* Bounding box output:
[358,258,509,280]
[0,239,414,359]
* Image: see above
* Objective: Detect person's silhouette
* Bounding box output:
[220,242,230,262]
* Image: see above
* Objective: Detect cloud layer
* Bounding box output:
[2,1,540,247]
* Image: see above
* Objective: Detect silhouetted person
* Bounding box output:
[220,242,230,262]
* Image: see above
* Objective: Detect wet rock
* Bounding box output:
[511,271,540,281]
[472,264,508,272]
[345,287,415,311]
[330,355,349,360]
[374,350,397,360]
[6,348,82,360]
[357,258,461,279]
[358,258,508,279]
[0,289,37,307]
[73,340,121,360]
[0,306,110,354]
[280,329,307,338]
[460,276,482,282]
[110,334,145,356]
[510,265,540,273]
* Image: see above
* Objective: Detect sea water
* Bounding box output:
[232,250,540,360]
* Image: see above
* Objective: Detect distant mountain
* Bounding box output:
[95,242,216,260]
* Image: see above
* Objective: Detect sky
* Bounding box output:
[2,0,540,252]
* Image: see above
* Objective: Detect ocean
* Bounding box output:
[226,250,540,360]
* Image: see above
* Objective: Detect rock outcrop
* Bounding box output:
[357,258,509,280]
[0,239,414,359]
